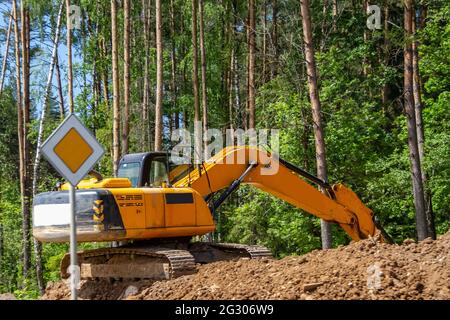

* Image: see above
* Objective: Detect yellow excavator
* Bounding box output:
[32,146,390,280]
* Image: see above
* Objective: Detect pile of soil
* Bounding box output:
[42,231,450,300]
[0,293,16,300]
[43,280,154,300]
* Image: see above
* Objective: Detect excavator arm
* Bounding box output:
[173,146,385,242]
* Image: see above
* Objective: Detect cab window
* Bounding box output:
[117,162,140,187]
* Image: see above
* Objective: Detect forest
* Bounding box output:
[0,0,449,298]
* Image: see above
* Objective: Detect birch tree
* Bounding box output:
[30,1,64,294]
[0,12,12,96]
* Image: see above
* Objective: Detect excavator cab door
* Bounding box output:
[142,154,169,187]
[118,152,171,188]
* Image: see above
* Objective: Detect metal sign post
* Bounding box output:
[40,114,104,300]
[69,184,77,300]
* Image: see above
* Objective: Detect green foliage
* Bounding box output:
[221,187,322,257]
[0,91,22,294]
[216,1,449,249]
[0,0,449,298]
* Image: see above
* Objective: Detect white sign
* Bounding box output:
[41,113,104,186]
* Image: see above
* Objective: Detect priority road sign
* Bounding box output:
[40,113,104,300]
[41,113,104,186]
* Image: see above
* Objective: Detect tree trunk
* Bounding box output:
[363,0,369,76]
[122,0,130,154]
[154,0,163,151]
[233,47,241,128]
[300,100,310,171]
[271,0,278,78]
[332,0,337,31]
[320,0,328,51]
[32,1,63,200]
[412,5,435,239]
[100,37,109,107]
[31,2,64,295]
[191,0,201,159]
[245,12,250,130]
[142,0,150,150]
[180,10,188,130]
[55,53,65,119]
[169,0,179,130]
[13,0,23,196]
[228,48,234,130]
[247,0,256,129]
[261,1,267,84]
[65,0,74,113]
[12,0,24,233]
[382,2,389,108]
[111,0,120,175]
[403,0,428,241]
[412,14,425,199]
[20,0,31,279]
[199,0,208,157]
[13,0,28,282]
[147,1,156,150]
[300,0,332,249]
[0,12,12,96]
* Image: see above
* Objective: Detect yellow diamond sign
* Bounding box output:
[54,128,94,173]
[41,114,104,186]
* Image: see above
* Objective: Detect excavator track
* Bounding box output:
[61,246,196,280]
[210,243,273,259]
[185,242,273,265]
[60,242,273,281]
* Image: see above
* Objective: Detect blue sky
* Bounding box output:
[0,0,85,116]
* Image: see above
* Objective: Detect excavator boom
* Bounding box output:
[174,146,379,241]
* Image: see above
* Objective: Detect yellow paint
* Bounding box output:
[60,178,132,190]
[109,188,145,229]
[94,187,216,240]
[53,128,93,173]
[124,225,215,240]
[332,184,375,237]
[144,191,165,228]
[169,164,189,182]
[193,191,214,226]
[165,199,196,228]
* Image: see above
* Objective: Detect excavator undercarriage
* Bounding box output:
[60,239,272,281]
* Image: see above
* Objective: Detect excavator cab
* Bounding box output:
[117,152,170,188]
[117,152,190,188]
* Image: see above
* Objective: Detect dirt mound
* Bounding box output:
[0,293,16,300]
[43,279,154,300]
[42,231,450,300]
